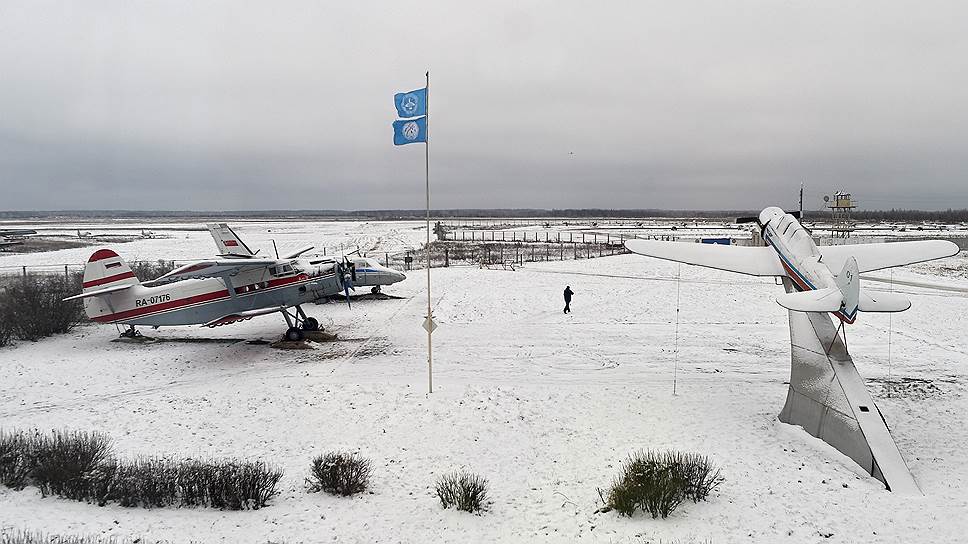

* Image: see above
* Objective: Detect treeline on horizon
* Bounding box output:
[2,208,968,222]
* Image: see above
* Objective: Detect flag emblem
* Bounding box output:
[401,93,420,116]
[403,121,420,141]
[392,116,427,145]
[394,87,427,118]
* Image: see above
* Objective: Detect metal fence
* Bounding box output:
[1,237,638,279]
[443,229,633,245]
[390,240,631,271]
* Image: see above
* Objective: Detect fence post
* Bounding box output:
[386,252,390,267]
[531,246,535,262]
[22,266,27,277]
[64,264,69,278]
[444,248,449,267]
[560,242,563,260]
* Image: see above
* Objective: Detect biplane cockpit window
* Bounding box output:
[268,264,295,277]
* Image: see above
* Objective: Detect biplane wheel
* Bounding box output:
[302,317,319,331]
[285,327,305,342]
[371,286,381,294]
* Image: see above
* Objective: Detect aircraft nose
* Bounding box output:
[392,271,406,283]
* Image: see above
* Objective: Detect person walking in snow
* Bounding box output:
[563,285,574,314]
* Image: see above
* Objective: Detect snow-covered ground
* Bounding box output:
[1,221,967,543]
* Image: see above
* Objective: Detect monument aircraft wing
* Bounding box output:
[625,206,960,324]
[818,240,959,273]
[624,239,785,276]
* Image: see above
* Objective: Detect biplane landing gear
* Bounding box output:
[371,286,381,294]
[119,325,140,338]
[302,317,320,331]
[280,305,318,341]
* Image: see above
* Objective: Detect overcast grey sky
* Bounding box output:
[1,1,967,211]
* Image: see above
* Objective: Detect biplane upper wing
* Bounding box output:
[142,258,284,286]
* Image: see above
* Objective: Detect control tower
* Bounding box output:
[825,191,856,238]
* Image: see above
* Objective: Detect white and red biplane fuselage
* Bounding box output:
[73,249,344,331]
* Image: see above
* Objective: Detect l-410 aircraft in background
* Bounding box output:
[207,223,406,294]
[625,206,960,324]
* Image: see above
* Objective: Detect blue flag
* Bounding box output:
[394,88,427,118]
[392,116,427,145]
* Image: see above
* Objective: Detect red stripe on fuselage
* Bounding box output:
[92,288,231,323]
[91,273,316,323]
[779,259,810,291]
[83,271,136,288]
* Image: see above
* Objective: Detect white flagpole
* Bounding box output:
[425,70,433,394]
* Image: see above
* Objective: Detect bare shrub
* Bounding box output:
[606,450,723,519]
[128,260,175,282]
[101,457,283,510]
[0,312,12,347]
[0,530,146,544]
[306,452,371,497]
[0,428,282,510]
[0,430,34,490]
[435,471,488,513]
[31,430,112,500]
[0,276,84,341]
[191,459,283,510]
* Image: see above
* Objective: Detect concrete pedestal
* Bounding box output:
[778,279,920,494]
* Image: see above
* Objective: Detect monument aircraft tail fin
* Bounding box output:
[834,256,860,319]
[776,287,844,312]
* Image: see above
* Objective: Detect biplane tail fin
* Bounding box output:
[82,249,140,292]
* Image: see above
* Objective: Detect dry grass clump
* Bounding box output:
[435,470,489,513]
[606,450,723,519]
[306,452,371,497]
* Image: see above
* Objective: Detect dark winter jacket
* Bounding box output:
[563,287,573,302]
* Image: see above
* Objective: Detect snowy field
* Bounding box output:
[1,221,967,543]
